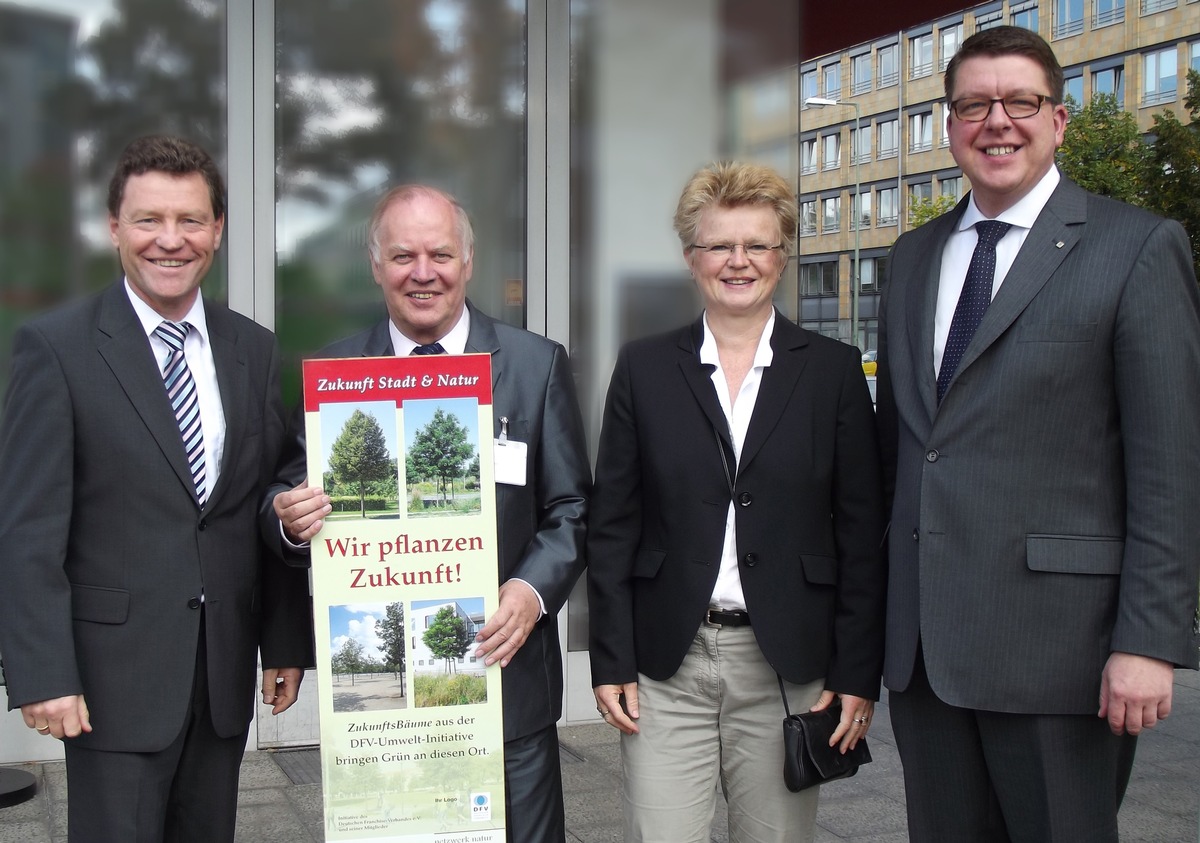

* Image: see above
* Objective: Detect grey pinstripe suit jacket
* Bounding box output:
[876,177,1200,714]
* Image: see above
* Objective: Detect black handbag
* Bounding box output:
[779,677,872,792]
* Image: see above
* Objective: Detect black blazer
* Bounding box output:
[262,301,591,741]
[0,282,314,751]
[587,313,886,699]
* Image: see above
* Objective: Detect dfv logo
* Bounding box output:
[470,792,491,822]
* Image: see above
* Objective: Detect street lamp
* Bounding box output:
[805,96,861,349]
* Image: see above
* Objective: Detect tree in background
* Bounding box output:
[329,410,392,516]
[908,193,959,228]
[422,606,472,674]
[1138,70,1200,280]
[1058,93,1146,206]
[408,409,474,504]
[376,603,407,688]
[332,638,369,686]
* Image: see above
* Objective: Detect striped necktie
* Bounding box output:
[154,321,207,506]
[411,343,447,355]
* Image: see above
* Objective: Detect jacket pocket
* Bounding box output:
[632,548,666,578]
[71,584,130,624]
[800,554,838,586]
[1026,535,1123,575]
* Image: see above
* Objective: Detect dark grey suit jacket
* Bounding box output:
[877,178,1200,714]
[0,281,314,751]
[588,314,886,699]
[262,301,590,741]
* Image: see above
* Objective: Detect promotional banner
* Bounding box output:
[303,354,505,842]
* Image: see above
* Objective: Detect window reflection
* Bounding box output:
[0,0,228,403]
[274,0,527,405]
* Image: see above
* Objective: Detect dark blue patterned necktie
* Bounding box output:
[937,220,1012,403]
[154,321,207,505]
[410,343,446,355]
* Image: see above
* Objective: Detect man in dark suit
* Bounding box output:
[264,184,590,843]
[0,135,314,842]
[876,27,1200,842]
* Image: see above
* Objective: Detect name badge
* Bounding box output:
[494,416,527,486]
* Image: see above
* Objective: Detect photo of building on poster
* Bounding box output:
[411,597,488,708]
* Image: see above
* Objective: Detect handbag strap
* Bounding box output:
[777,674,792,718]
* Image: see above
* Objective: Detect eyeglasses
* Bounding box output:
[949,94,1057,122]
[690,243,784,259]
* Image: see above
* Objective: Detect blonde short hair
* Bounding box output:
[673,161,798,254]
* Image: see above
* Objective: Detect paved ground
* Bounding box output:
[2,674,1198,842]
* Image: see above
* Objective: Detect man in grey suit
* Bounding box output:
[876,26,1200,842]
[264,184,590,843]
[0,135,314,842]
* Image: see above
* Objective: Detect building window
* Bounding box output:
[1064,74,1084,107]
[938,104,951,146]
[852,53,872,94]
[822,196,841,233]
[1010,2,1039,30]
[940,23,962,70]
[1092,66,1124,103]
[909,112,933,152]
[909,182,933,221]
[1193,41,1200,71]
[1054,0,1085,37]
[851,192,872,231]
[851,125,872,164]
[910,33,933,78]
[940,176,962,201]
[800,200,817,236]
[975,8,1004,30]
[1093,0,1125,26]
[801,138,817,175]
[1143,47,1177,105]
[859,256,887,292]
[800,262,839,296]
[823,133,841,170]
[878,118,899,159]
[822,62,841,99]
[802,69,818,107]
[878,187,900,225]
[878,43,899,88]
[1140,0,1176,12]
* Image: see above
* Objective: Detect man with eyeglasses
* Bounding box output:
[876,25,1200,842]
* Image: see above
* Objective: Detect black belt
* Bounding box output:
[704,608,751,627]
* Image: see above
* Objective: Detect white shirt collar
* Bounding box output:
[124,279,210,344]
[699,309,776,369]
[388,305,471,356]
[959,165,1060,232]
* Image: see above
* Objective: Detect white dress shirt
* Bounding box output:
[126,281,226,496]
[933,166,1060,378]
[699,309,776,611]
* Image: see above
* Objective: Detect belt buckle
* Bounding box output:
[704,608,724,628]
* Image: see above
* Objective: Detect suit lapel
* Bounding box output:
[464,301,503,393]
[907,206,963,420]
[954,180,1086,379]
[739,316,808,471]
[676,318,732,456]
[360,319,395,357]
[205,303,247,511]
[96,283,201,506]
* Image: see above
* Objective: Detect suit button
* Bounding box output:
[187,597,201,610]
[926,449,940,462]
[738,491,753,507]
[198,519,207,531]
[912,529,919,541]
[744,552,758,566]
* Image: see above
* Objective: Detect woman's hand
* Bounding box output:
[810,689,874,753]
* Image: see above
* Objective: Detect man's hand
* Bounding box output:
[1099,652,1174,735]
[273,480,331,544]
[22,695,91,739]
[474,580,540,668]
[593,683,640,735]
[262,667,305,715]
